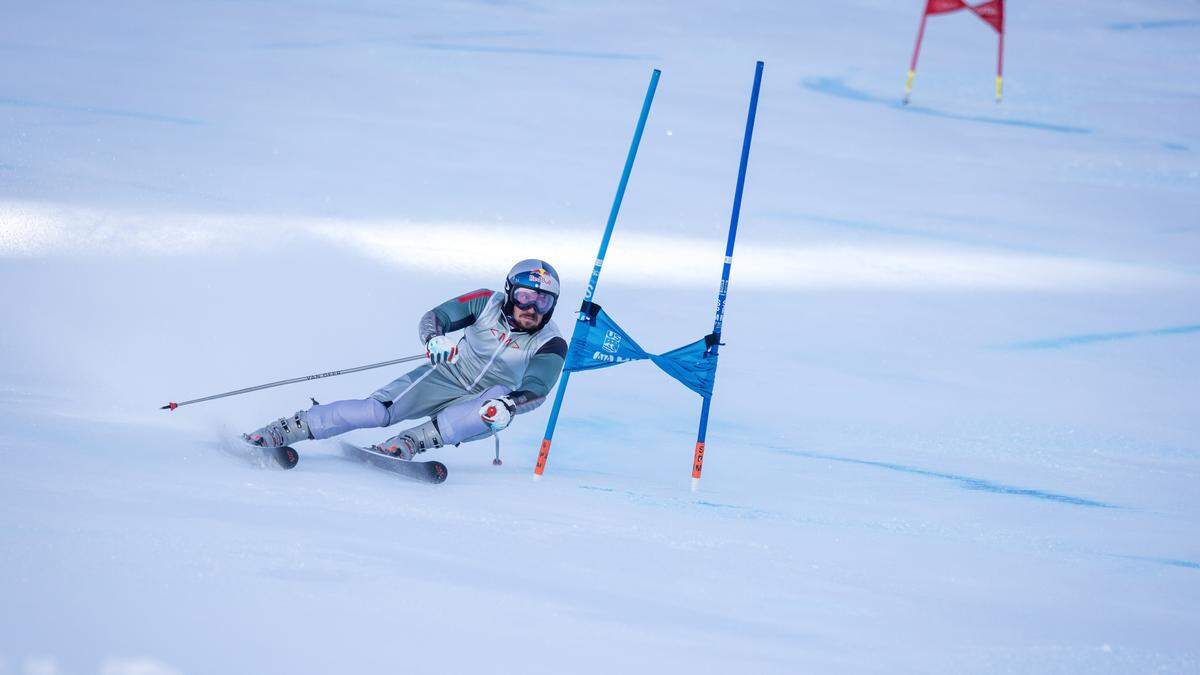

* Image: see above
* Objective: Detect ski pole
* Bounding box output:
[160,354,426,411]
[440,362,473,391]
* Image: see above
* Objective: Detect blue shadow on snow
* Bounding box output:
[1114,555,1200,570]
[1008,323,1200,350]
[0,96,201,126]
[801,77,1091,135]
[1108,19,1200,31]
[776,449,1117,509]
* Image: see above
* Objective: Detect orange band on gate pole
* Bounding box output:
[534,439,552,477]
[691,442,705,479]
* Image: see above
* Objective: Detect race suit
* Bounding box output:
[303,289,566,445]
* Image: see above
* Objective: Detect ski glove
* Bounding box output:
[425,335,460,365]
[479,396,516,432]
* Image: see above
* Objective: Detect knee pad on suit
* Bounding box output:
[435,385,508,445]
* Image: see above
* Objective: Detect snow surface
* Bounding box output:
[2,1,1199,673]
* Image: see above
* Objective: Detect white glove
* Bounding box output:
[425,335,459,365]
[479,396,516,431]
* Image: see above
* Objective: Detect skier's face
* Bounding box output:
[511,304,543,331]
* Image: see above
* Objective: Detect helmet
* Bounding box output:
[503,259,560,331]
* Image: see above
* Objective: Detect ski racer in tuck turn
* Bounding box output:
[244,259,567,459]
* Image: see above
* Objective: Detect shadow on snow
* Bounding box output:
[1007,323,1200,350]
[0,96,202,126]
[775,448,1117,509]
[800,77,1091,135]
[1108,19,1200,31]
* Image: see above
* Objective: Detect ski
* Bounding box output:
[237,436,300,469]
[268,445,300,470]
[340,443,448,484]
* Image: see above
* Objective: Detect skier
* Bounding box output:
[243,259,567,459]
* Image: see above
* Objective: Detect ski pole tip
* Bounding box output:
[161,402,178,411]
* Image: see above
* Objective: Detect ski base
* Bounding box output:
[340,443,448,484]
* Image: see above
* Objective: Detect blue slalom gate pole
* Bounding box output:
[691,61,764,492]
[534,68,661,479]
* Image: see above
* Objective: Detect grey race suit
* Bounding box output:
[304,289,566,446]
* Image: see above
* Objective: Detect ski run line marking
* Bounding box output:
[773,449,1118,509]
[1006,323,1200,350]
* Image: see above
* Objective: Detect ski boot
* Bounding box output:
[374,420,443,460]
[243,411,312,449]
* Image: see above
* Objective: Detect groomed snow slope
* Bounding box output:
[2,1,1198,673]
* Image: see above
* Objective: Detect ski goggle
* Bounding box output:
[511,286,557,314]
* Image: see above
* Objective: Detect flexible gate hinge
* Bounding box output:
[578,300,603,321]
